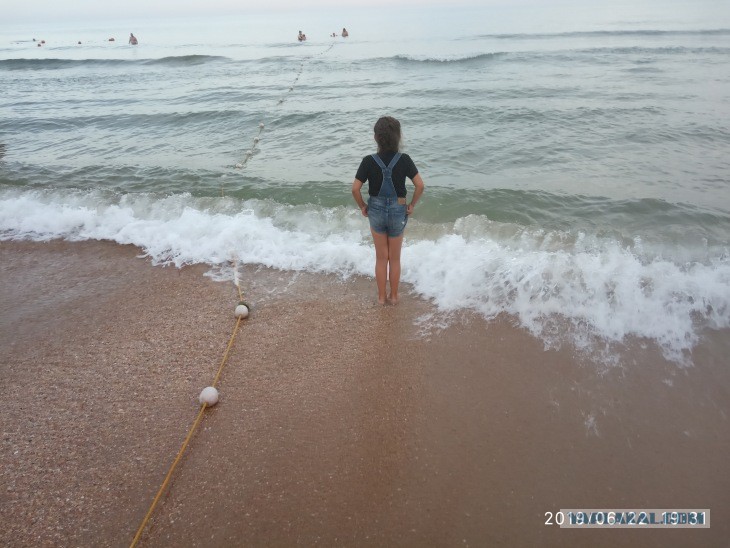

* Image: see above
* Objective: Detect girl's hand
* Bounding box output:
[406,203,414,216]
[360,205,368,217]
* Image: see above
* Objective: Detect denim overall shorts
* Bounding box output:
[367,153,408,238]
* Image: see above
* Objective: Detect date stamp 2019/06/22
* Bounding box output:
[545,509,710,529]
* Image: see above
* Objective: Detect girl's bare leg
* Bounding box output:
[387,234,404,304]
[371,229,389,304]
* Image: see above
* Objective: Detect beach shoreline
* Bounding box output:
[1,239,728,547]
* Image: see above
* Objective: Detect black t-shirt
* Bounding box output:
[355,152,419,198]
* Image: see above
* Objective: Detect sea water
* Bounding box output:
[1,3,729,364]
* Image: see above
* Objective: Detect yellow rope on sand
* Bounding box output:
[130,282,245,547]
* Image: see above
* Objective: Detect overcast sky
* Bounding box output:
[4,0,571,24]
[5,0,458,22]
[5,0,726,28]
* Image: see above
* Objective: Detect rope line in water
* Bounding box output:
[129,269,246,547]
[228,42,336,181]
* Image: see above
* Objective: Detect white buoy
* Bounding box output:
[259,122,265,128]
[234,303,249,319]
[253,137,260,143]
[235,163,243,169]
[199,386,219,406]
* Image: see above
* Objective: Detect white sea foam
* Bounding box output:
[393,52,504,63]
[1,188,728,364]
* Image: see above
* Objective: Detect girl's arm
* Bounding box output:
[351,178,368,216]
[407,173,425,216]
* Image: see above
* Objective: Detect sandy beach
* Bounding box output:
[1,240,728,547]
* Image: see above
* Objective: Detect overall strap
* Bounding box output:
[371,153,400,198]
[370,153,402,171]
[371,154,386,170]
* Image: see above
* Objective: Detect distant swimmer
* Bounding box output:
[108,37,115,42]
[342,28,349,38]
[129,33,138,45]
[297,30,306,42]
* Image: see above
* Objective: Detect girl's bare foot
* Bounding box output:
[378,296,387,305]
[388,294,399,305]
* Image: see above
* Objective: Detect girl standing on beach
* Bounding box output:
[351,116,425,305]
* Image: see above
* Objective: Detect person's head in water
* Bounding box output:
[374,116,401,153]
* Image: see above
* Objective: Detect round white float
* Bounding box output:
[234,303,249,319]
[199,386,219,406]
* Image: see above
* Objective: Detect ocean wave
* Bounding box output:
[143,54,229,66]
[391,52,506,64]
[0,58,132,70]
[0,55,230,71]
[1,187,728,365]
[419,188,730,242]
[365,44,728,69]
[3,108,249,134]
[502,46,730,66]
[472,28,730,40]
[574,45,730,55]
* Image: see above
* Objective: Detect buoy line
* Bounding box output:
[129,270,250,547]
[131,41,337,547]
[228,41,337,183]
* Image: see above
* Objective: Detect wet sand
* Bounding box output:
[1,240,728,547]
